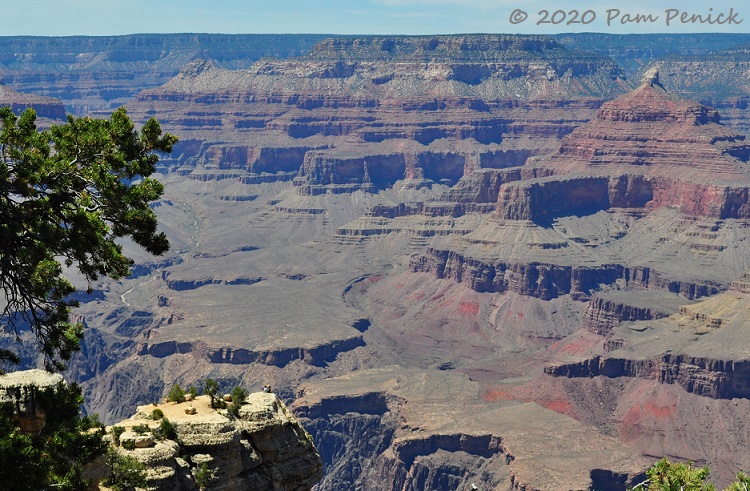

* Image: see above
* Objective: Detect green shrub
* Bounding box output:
[167,383,186,403]
[111,425,126,447]
[131,423,150,435]
[151,408,164,420]
[159,418,177,441]
[188,385,199,398]
[629,458,750,491]
[121,439,136,451]
[103,448,147,491]
[227,386,248,417]
[194,462,215,490]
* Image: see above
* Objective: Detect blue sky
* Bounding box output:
[3,0,748,36]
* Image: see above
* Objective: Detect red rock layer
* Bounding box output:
[494,75,750,221]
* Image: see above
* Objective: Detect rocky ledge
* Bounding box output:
[0,369,65,433]
[0,82,67,121]
[546,274,750,400]
[107,393,322,490]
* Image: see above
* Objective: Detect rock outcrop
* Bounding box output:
[546,276,750,399]
[0,369,64,433]
[581,290,686,335]
[108,393,322,490]
[0,82,67,121]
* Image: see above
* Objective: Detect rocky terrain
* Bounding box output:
[0,370,322,490]
[109,392,322,490]
[122,35,627,196]
[0,81,66,121]
[5,33,750,490]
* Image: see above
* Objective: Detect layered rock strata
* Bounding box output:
[0,82,66,121]
[546,276,750,400]
[411,71,750,301]
[124,35,627,191]
[109,393,322,490]
[0,34,329,114]
[293,368,648,491]
[581,290,687,335]
[556,33,750,78]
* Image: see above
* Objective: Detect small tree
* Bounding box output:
[204,378,222,408]
[131,424,150,435]
[194,462,215,491]
[187,385,199,398]
[167,383,186,403]
[111,426,126,447]
[103,448,148,491]
[228,386,248,417]
[159,417,177,441]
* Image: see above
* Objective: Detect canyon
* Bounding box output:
[4,33,750,490]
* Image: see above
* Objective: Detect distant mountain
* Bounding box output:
[0,34,333,113]
[556,33,750,77]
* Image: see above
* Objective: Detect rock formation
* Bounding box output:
[293,368,648,491]
[123,35,627,192]
[0,371,322,490]
[547,273,750,399]
[411,71,750,303]
[556,33,750,78]
[0,34,329,114]
[108,393,322,490]
[0,369,64,433]
[0,82,66,121]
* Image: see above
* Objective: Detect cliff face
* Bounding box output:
[547,279,750,399]
[0,82,66,121]
[499,73,750,219]
[109,393,322,490]
[546,354,750,400]
[123,35,625,192]
[556,33,750,77]
[408,73,750,307]
[0,34,329,114]
[0,369,65,433]
[292,369,648,491]
[581,291,683,335]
